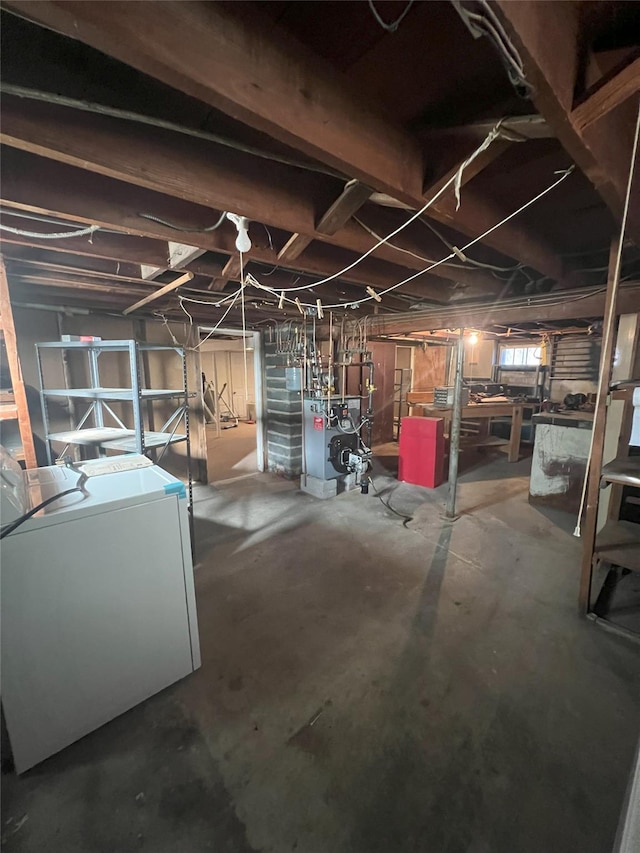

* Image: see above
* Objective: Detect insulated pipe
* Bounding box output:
[361,360,375,448]
[446,330,465,519]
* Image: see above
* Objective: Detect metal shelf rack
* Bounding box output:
[36,339,193,510]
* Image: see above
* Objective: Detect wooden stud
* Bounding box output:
[0,255,38,468]
[578,241,621,614]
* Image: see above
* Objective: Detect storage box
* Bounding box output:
[398,416,445,488]
[434,386,470,408]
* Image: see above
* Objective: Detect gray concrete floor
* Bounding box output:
[3,450,639,853]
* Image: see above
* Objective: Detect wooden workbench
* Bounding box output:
[410,401,524,463]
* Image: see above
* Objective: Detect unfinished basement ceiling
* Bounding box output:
[0,1,639,328]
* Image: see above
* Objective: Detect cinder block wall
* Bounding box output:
[264,342,302,476]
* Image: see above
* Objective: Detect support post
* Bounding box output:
[578,240,621,613]
[446,329,465,519]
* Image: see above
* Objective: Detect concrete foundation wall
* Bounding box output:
[264,342,302,476]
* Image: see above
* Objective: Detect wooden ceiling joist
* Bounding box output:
[572,56,640,134]
[2,0,424,202]
[0,114,493,295]
[1,6,570,286]
[0,220,172,267]
[0,149,466,301]
[493,1,640,241]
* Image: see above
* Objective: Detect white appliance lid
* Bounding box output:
[9,458,187,535]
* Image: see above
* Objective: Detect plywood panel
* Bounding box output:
[369,341,396,446]
[412,345,448,391]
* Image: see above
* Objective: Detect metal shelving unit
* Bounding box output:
[36,339,193,510]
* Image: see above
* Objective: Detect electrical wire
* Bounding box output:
[192,283,246,349]
[367,0,415,32]
[243,122,506,299]
[248,165,575,310]
[138,211,226,233]
[0,222,99,239]
[354,214,520,274]
[418,216,521,272]
[367,476,413,527]
[2,83,345,181]
[0,487,85,539]
[452,1,531,96]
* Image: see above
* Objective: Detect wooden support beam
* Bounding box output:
[10,273,154,298]
[0,15,569,286]
[3,1,424,203]
[316,182,374,237]
[123,271,193,315]
[578,241,621,613]
[0,217,171,267]
[0,94,319,237]
[7,261,161,287]
[0,124,508,295]
[0,140,457,295]
[277,233,312,264]
[0,150,458,300]
[493,1,640,240]
[2,248,143,280]
[366,282,640,336]
[278,181,373,263]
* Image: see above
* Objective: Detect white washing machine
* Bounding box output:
[0,452,201,773]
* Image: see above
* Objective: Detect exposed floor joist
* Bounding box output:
[3,0,424,202]
[494,0,640,242]
[0,109,504,295]
[1,3,571,286]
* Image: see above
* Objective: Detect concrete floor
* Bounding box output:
[206,421,257,483]
[3,451,639,852]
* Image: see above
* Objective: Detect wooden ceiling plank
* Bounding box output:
[571,57,640,134]
[123,271,194,315]
[2,0,424,202]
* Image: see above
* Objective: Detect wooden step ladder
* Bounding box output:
[0,255,37,468]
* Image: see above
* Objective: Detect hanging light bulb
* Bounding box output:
[226,213,252,253]
[468,331,479,346]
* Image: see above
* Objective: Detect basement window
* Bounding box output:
[499,345,542,367]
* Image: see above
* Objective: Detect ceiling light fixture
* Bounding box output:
[226,212,252,253]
